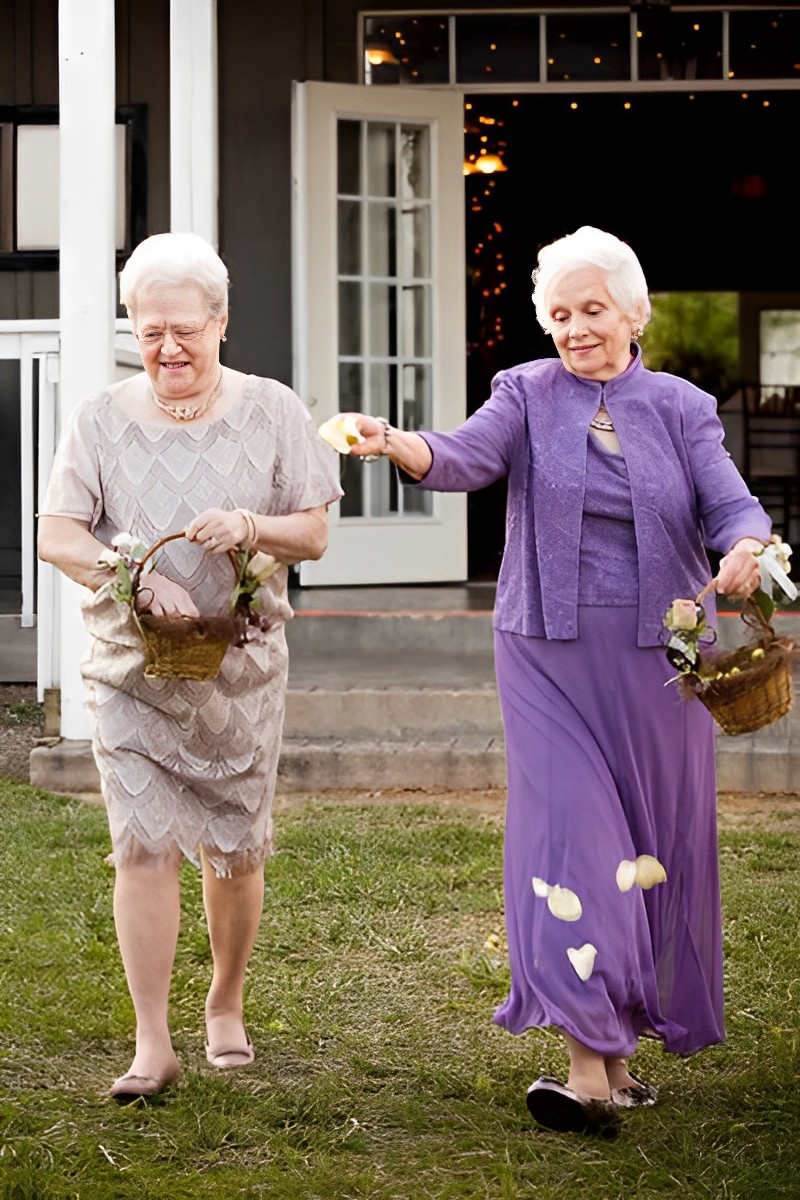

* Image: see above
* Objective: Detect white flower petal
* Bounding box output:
[635,854,667,889]
[318,414,365,455]
[96,549,121,568]
[615,859,638,893]
[248,551,280,581]
[532,876,552,898]
[567,943,597,981]
[546,884,582,922]
[110,532,135,552]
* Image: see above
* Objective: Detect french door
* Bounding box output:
[292,81,467,585]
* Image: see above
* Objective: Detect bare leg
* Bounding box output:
[202,854,264,1066]
[563,1031,612,1099]
[112,844,182,1086]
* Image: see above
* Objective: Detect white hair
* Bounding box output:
[531,226,650,333]
[119,232,230,319]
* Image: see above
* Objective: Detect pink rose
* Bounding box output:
[665,599,698,631]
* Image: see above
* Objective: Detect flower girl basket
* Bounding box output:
[678,580,795,736]
[132,531,242,682]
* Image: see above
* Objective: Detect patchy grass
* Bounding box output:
[0,782,797,1199]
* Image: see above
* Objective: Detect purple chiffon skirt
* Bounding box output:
[492,606,724,1057]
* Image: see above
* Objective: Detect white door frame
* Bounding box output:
[292,81,467,586]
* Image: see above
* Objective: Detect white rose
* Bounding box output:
[664,599,698,631]
[247,551,280,582]
[111,532,135,554]
[96,548,122,569]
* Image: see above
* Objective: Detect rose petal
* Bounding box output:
[615,859,638,893]
[96,549,121,568]
[248,551,280,581]
[111,532,135,552]
[635,854,667,889]
[546,884,582,922]
[567,943,597,981]
[318,414,365,455]
[532,876,552,898]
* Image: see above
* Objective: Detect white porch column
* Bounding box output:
[57,0,116,739]
[170,0,219,245]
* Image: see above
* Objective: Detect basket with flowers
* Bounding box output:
[97,530,280,682]
[663,536,797,735]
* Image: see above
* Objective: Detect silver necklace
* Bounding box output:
[150,370,223,422]
[589,406,615,432]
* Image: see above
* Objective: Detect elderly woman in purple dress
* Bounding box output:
[341,226,771,1136]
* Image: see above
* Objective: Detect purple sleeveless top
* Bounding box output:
[578,435,639,606]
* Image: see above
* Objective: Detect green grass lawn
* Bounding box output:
[0,782,797,1199]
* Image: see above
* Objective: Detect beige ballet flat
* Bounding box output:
[109,1066,180,1105]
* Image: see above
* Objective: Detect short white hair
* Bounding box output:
[119,232,230,319]
[532,225,650,333]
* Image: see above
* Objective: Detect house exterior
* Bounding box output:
[1,0,798,752]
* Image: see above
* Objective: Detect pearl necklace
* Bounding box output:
[150,370,224,422]
[589,406,615,432]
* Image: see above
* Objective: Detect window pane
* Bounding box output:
[401,363,430,431]
[729,11,800,81]
[760,311,800,386]
[398,204,430,279]
[338,200,361,277]
[366,124,396,197]
[368,283,397,356]
[370,362,396,423]
[456,15,540,84]
[339,455,363,518]
[338,361,363,409]
[337,120,360,195]
[546,14,630,82]
[400,285,430,358]
[338,282,361,356]
[364,15,449,86]
[399,125,430,200]
[367,202,396,277]
[637,11,723,82]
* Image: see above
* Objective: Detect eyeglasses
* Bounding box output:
[135,319,212,347]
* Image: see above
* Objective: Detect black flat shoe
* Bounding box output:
[526,1076,621,1138]
[611,1071,658,1109]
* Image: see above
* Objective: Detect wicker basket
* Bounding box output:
[131,531,240,682]
[678,588,795,736]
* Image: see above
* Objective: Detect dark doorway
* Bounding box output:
[464,88,799,579]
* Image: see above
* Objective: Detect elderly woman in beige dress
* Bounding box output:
[38,232,342,1102]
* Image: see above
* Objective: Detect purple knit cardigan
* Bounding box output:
[410,347,771,647]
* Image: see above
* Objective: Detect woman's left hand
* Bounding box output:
[185,508,248,554]
[716,538,765,599]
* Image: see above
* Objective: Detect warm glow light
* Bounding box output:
[366,47,399,66]
[475,154,507,174]
[594,57,601,64]
[570,102,578,110]
[624,101,631,110]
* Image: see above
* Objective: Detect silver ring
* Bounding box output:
[362,454,380,463]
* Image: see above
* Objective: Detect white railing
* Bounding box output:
[0,317,139,643]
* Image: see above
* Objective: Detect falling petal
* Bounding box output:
[532,876,552,898]
[546,884,582,922]
[318,414,365,455]
[567,943,597,981]
[615,860,638,892]
[635,854,667,889]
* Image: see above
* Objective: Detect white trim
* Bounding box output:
[170,0,219,244]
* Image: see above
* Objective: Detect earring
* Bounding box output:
[635,327,644,339]
[221,334,227,343]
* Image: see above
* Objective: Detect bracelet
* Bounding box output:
[362,417,392,463]
[234,508,258,548]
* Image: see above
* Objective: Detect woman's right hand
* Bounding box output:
[346,413,388,459]
[135,570,200,618]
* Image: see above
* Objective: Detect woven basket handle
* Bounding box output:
[695,576,774,640]
[137,530,239,579]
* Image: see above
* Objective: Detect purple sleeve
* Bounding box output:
[405,372,526,492]
[686,390,771,551]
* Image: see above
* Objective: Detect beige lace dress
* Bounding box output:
[41,375,343,876]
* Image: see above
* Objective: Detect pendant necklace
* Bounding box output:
[150,370,224,422]
[589,405,615,433]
